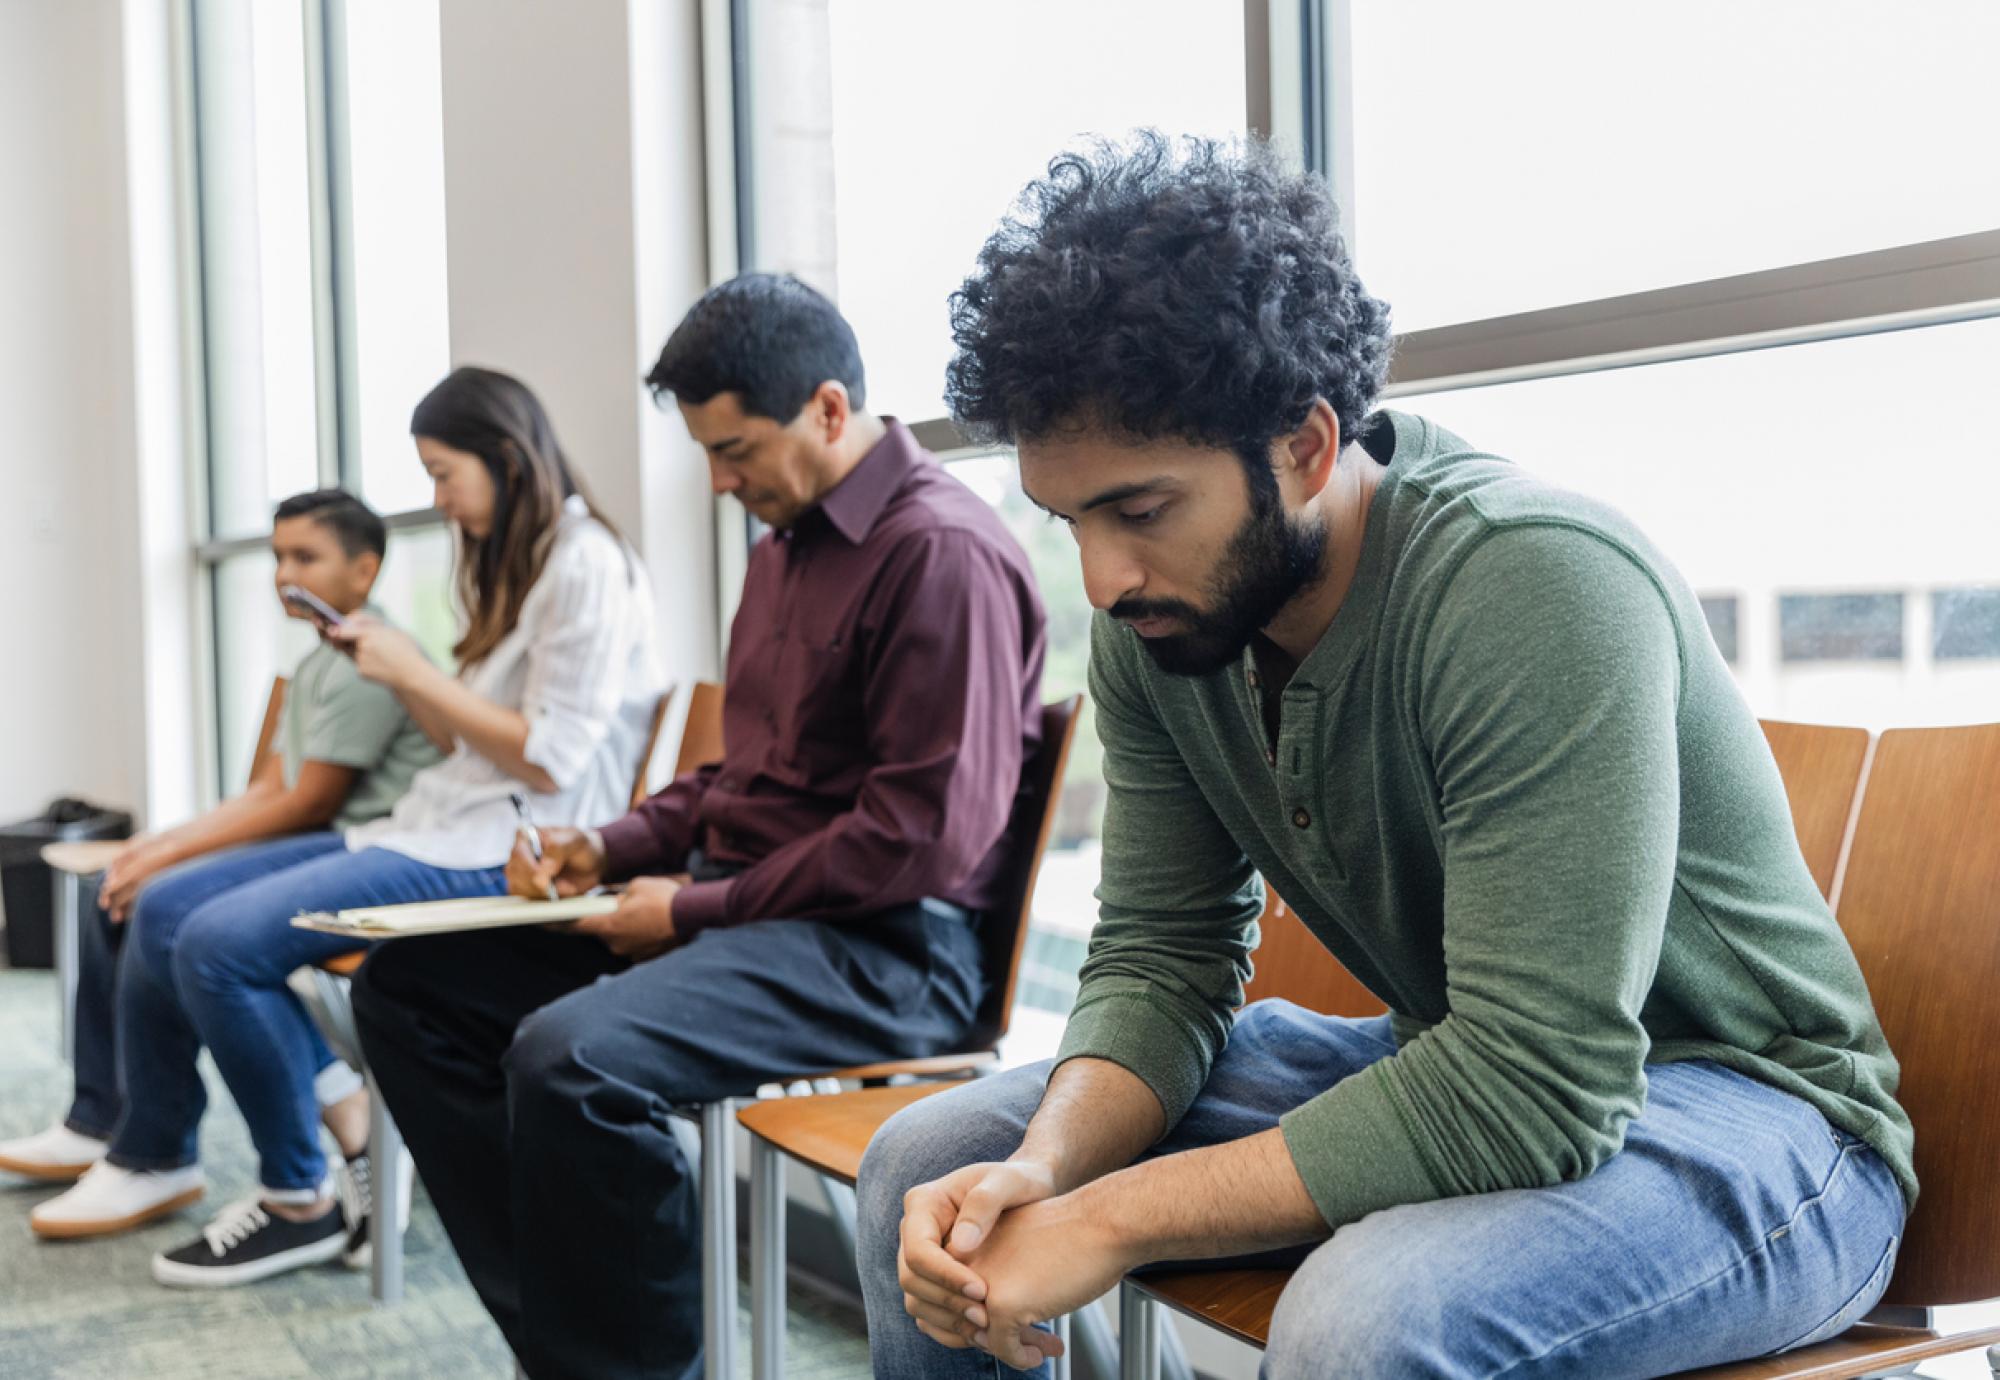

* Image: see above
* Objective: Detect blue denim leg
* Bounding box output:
[63,877,124,1139]
[859,1002,1399,1379]
[110,834,351,1172]
[167,845,507,1192]
[1258,1059,1905,1380]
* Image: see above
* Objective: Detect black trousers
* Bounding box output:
[350,896,985,1380]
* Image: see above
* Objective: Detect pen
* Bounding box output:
[509,792,558,901]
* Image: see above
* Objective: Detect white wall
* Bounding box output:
[0,0,158,828]
[436,0,718,681]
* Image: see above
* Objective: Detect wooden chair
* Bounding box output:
[305,679,682,1303]
[726,696,1085,1380]
[1759,719,1871,901]
[1121,722,2000,1379]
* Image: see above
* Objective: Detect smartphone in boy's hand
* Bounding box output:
[279,583,347,634]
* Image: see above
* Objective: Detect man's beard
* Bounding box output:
[1111,484,1327,677]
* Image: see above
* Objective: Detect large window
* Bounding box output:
[188,0,453,798]
[1350,0,2000,331]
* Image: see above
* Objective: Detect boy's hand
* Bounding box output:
[99,838,173,922]
[508,826,606,900]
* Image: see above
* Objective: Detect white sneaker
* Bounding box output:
[0,1123,108,1182]
[30,1161,206,1240]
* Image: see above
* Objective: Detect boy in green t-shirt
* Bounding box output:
[0,490,439,1247]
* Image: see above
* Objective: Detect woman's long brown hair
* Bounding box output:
[410,367,624,666]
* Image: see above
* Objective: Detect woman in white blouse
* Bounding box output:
[56,367,663,1288]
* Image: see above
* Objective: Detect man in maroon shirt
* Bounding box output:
[352,275,1047,1380]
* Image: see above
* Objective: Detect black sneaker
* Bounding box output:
[337,1151,373,1269]
[151,1196,346,1288]
[335,1149,414,1270]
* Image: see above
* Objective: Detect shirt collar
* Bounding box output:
[811,418,921,546]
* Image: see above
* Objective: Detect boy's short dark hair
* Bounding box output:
[645,273,867,422]
[273,488,387,560]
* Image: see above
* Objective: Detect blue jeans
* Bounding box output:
[109,836,507,1193]
[63,877,125,1140]
[858,1002,1906,1379]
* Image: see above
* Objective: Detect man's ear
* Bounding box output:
[811,379,853,446]
[1282,398,1342,503]
[351,550,383,589]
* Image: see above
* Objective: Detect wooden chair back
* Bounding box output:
[1834,723,2000,1307]
[627,684,679,807]
[1240,890,1387,1018]
[673,681,727,779]
[968,696,1086,1049]
[250,676,288,784]
[1759,719,1872,900]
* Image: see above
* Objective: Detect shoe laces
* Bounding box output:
[338,1155,373,1228]
[203,1198,271,1255]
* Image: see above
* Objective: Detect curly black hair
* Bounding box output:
[946,132,1392,486]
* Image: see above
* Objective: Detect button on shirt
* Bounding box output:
[597,421,1047,935]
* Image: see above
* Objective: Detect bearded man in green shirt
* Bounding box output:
[856,133,1913,1379]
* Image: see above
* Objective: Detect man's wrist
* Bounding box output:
[1068,1170,1154,1271]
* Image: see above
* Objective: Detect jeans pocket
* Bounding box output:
[1769,1233,1899,1355]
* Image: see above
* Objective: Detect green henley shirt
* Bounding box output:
[1055,410,1916,1229]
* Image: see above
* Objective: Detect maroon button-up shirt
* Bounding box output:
[597,420,1047,934]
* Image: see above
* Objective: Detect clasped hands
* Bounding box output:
[897,1158,1138,1371]
[505,825,686,961]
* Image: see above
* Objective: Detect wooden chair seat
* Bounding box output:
[1127,1268,1287,1348]
[1127,1270,2000,1377]
[737,1083,951,1186]
[814,1050,997,1083]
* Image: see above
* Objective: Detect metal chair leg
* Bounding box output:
[1050,1312,1072,1380]
[750,1136,786,1380]
[816,1173,858,1260]
[700,1099,739,1380]
[54,869,81,1064]
[1070,1300,1120,1380]
[1159,1307,1194,1380]
[369,1070,405,1306]
[1119,1281,1160,1380]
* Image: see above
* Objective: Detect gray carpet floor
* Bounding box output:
[0,966,872,1378]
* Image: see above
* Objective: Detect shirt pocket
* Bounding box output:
[777,633,865,778]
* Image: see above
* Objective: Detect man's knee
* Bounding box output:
[1263,1218,1457,1380]
[498,989,653,1119]
[855,1068,1047,1254]
[165,901,248,995]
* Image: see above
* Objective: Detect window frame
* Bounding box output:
[181,0,449,802]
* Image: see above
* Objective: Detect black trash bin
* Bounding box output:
[0,798,133,969]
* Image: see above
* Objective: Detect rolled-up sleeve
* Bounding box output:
[519,533,643,791]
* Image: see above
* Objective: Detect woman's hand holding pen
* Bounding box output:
[507,825,607,900]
